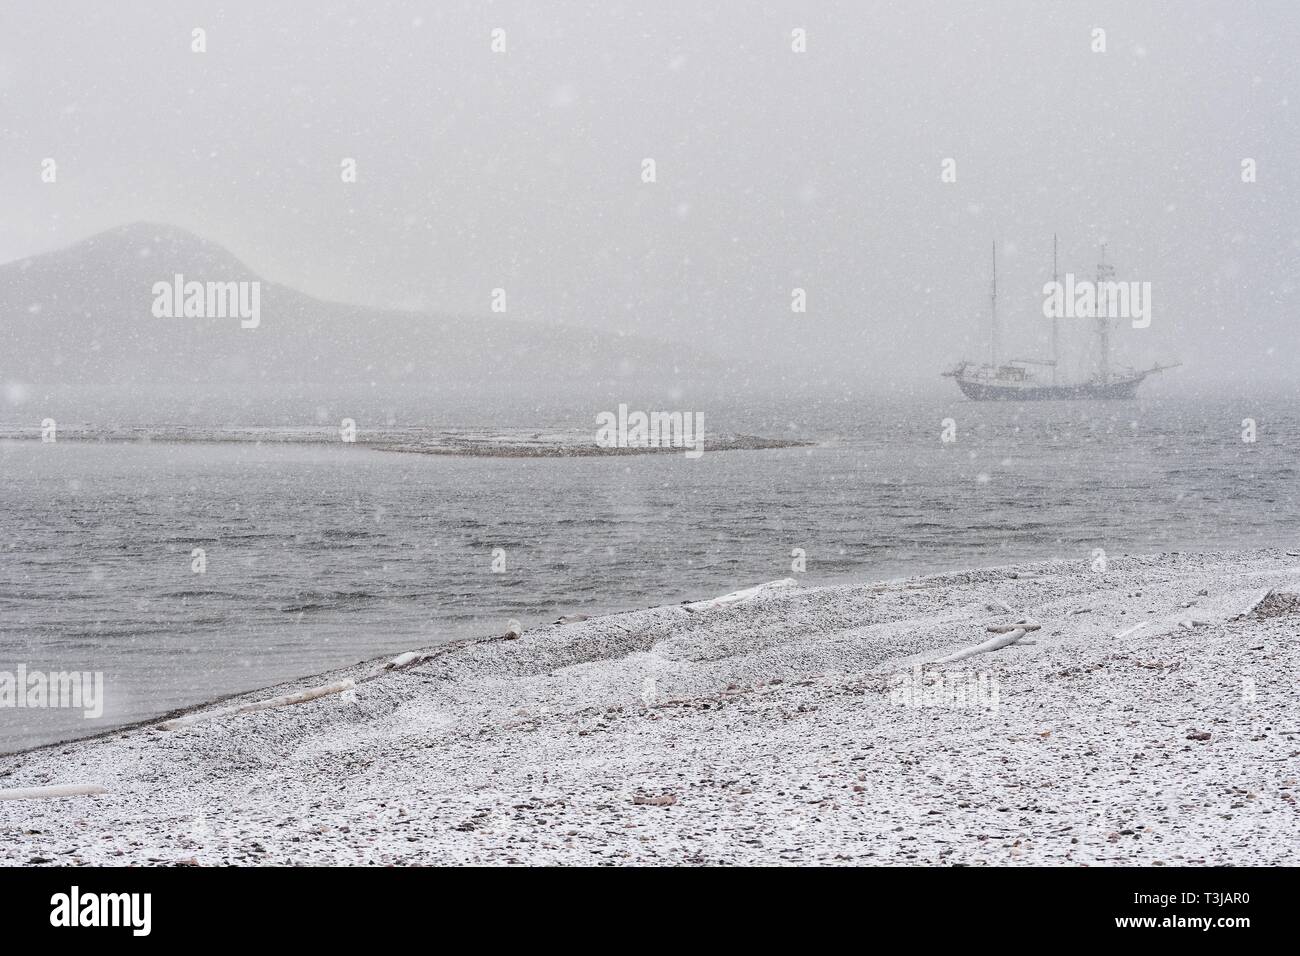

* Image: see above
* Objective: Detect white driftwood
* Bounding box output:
[158,679,356,731]
[985,621,1033,634]
[683,578,798,612]
[385,651,427,670]
[930,619,1041,665]
[990,618,1040,633]
[1114,621,1149,639]
[931,628,1026,664]
[0,784,107,801]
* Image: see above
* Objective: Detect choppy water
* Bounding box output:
[2,393,1296,751]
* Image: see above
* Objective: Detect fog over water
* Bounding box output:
[2,1,1298,399]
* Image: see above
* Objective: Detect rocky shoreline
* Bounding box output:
[1,550,1296,865]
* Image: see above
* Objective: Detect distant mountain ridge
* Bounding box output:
[0,222,704,391]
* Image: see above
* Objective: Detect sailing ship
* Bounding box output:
[944,239,1177,400]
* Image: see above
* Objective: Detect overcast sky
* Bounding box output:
[2,1,1297,389]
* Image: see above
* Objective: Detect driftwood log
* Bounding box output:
[158,679,356,731]
[682,578,798,613]
[930,619,1041,665]
[0,784,107,801]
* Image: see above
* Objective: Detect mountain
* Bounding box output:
[0,223,707,394]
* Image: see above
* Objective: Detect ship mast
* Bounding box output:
[1051,234,1059,385]
[1095,244,1113,382]
[989,241,999,368]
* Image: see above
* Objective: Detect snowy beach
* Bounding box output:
[1,549,1296,866]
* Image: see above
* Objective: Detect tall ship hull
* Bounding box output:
[951,375,1143,401]
[945,238,1177,402]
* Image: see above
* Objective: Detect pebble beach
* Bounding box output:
[1,549,1297,866]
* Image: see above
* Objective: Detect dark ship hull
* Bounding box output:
[952,375,1144,401]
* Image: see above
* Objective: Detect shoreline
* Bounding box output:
[0,429,812,458]
[2,549,1297,865]
[0,546,1249,759]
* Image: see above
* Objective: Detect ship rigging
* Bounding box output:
[944,238,1178,401]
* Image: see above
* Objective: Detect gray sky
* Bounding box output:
[2,0,1297,389]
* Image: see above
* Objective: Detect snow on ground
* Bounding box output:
[1,550,1297,865]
